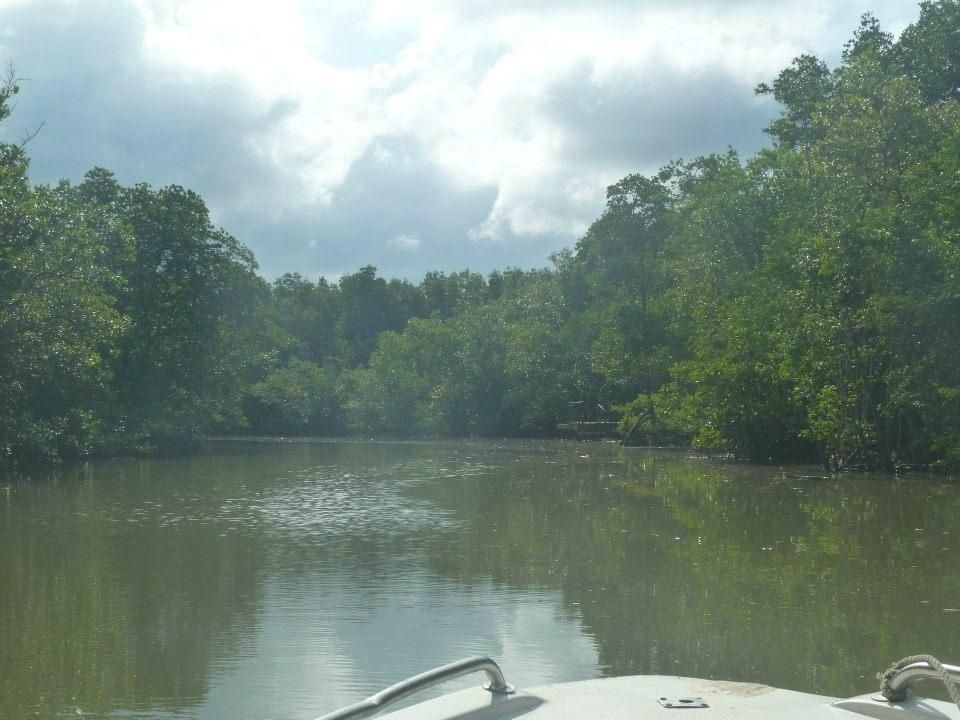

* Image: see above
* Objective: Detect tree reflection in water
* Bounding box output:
[1,441,958,718]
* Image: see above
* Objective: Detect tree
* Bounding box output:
[243,359,344,435]
[576,169,679,442]
[338,266,408,365]
[756,54,834,148]
[0,154,124,461]
[105,182,263,446]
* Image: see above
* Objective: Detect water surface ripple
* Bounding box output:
[1,440,958,719]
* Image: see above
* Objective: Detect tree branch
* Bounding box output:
[19,120,44,148]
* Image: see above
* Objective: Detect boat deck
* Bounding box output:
[380,675,960,720]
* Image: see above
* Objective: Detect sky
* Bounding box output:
[0,0,924,281]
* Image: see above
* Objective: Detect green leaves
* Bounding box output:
[756,54,834,148]
[244,359,344,436]
[0,153,124,461]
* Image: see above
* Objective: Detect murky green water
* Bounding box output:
[1,440,959,719]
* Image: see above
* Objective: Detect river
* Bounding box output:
[1,439,958,719]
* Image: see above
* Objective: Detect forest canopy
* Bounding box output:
[2,2,959,470]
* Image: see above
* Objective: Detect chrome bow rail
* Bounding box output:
[879,657,960,704]
[316,656,516,720]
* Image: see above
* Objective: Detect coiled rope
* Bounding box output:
[879,655,960,711]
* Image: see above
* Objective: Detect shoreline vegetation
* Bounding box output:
[2,4,960,471]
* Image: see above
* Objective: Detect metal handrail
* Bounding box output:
[315,656,516,720]
[882,661,960,700]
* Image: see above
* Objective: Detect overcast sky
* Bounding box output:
[0,0,923,281]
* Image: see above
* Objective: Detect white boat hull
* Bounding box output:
[381,674,960,720]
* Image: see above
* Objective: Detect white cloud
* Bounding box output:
[0,0,926,278]
[387,232,421,250]
[128,0,914,239]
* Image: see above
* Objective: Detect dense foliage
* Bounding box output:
[2,3,959,470]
